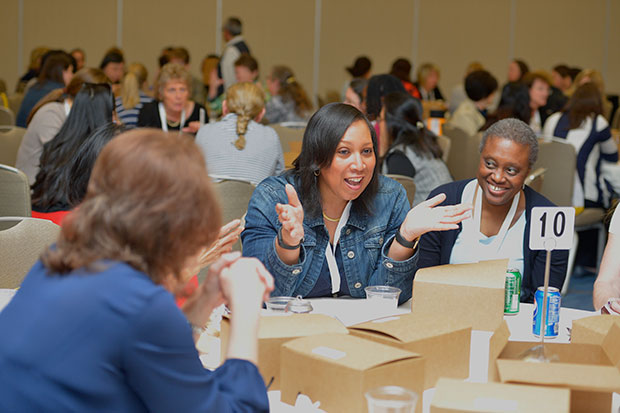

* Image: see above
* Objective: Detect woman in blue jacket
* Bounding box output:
[242,103,470,304]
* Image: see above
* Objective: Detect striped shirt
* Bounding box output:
[115,92,153,128]
[195,113,285,185]
[543,112,619,207]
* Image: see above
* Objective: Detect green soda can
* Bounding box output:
[504,268,522,315]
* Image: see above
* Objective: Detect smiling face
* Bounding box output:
[162,79,189,113]
[318,120,376,207]
[477,136,530,206]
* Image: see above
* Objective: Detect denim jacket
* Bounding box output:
[241,174,417,304]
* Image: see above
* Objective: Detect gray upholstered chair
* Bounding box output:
[0,164,31,217]
[386,174,416,206]
[0,127,27,167]
[0,217,60,289]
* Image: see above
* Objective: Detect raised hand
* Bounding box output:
[275,184,304,246]
[197,219,244,268]
[219,257,275,310]
[400,193,472,241]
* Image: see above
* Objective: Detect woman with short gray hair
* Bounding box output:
[415,118,567,303]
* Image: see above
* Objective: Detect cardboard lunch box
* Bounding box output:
[348,313,471,389]
[411,259,508,331]
[430,377,570,412]
[489,320,620,413]
[220,313,348,390]
[280,333,425,413]
[571,314,620,345]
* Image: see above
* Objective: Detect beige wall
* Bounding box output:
[2,0,619,100]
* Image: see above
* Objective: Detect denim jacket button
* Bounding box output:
[354,282,362,289]
[385,261,394,269]
[292,268,302,275]
[347,251,355,259]
[345,228,351,235]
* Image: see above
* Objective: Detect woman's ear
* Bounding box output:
[222,100,229,116]
[255,107,266,123]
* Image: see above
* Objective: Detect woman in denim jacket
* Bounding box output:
[242,103,470,304]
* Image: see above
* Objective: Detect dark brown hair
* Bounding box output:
[564,83,603,129]
[42,129,222,284]
[270,65,312,117]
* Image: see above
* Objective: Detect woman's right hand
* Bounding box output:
[399,193,472,241]
[275,184,305,246]
[219,257,274,311]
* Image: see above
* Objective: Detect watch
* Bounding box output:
[277,227,303,250]
[395,229,419,249]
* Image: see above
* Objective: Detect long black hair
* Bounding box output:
[31,83,115,211]
[292,103,379,218]
[365,74,407,120]
[383,91,442,160]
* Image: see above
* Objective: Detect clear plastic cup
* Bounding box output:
[365,286,401,316]
[266,296,294,312]
[365,386,418,413]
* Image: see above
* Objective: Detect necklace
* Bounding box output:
[167,119,180,127]
[322,211,341,222]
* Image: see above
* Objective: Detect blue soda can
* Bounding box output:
[532,286,561,338]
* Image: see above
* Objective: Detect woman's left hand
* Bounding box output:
[182,121,202,134]
[198,219,244,268]
[399,193,472,241]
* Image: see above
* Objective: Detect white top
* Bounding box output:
[195,113,285,186]
[610,206,620,235]
[449,179,525,275]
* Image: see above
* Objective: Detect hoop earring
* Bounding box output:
[314,170,320,177]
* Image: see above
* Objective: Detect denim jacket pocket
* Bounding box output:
[363,233,384,270]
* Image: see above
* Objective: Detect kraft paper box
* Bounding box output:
[430,378,570,412]
[489,321,620,413]
[571,314,620,345]
[412,259,508,331]
[280,333,425,413]
[348,313,471,389]
[220,313,348,390]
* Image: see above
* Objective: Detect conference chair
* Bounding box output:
[0,126,27,167]
[386,174,416,206]
[436,134,451,163]
[532,138,576,207]
[524,167,546,193]
[213,177,256,252]
[0,106,14,126]
[443,124,481,181]
[7,93,23,117]
[0,164,31,218]
[271,122,306,152]
[0,217,60,289]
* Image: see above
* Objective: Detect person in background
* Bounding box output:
[551,64,573,94]
[137,63,207,134]
[447,70,498,136]
[115,63,153,127]
[542,83,618,209]
[342,56,372,100]
[201,54,220,101]
[218,17,251,91]
[448,61,484,114]
[343,77,367,112]
[522,71,551,134]
[0,129,272,412]
[16,50,74,127]
[15,46,50,93]
[415,118,568,303]
[242,103,470,303]
[507,59,529,83]
[16,68,110,185]
[70,48,86,71]
[99,49,125,94]
[264,65,312,123]
[30,83,115,225]
[163,47,206,106]
[413,63,444,101]
[380,92,452,206]
[570,69,613,120]
[482,82,531,130]
[593,202,620,313]
[390,58,419,99]
[196,81,283,185]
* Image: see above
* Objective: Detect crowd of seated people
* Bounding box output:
[2,17,620,409]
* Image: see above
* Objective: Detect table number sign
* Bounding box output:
[529,207,575,251]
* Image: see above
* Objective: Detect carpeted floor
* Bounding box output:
[561,266,597,311]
